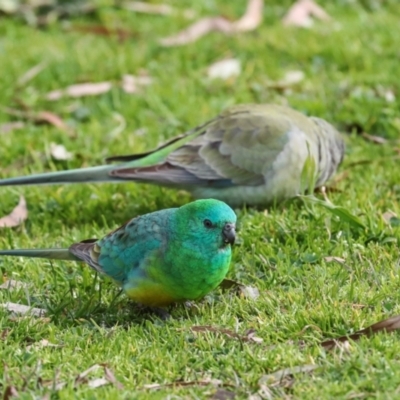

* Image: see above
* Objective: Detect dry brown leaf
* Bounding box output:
[160,17,233,46]
[0,196,28,228]
[190,325,263,343]
[211,388,236,400]
[3,386,19,400]
[258,364,318,387]
[104,366,124,389]
[75,364,103,385]
[160,0,263,46]
[87,378,109,388]
[1,328,11,340]
[17,62,47,86]
[71,25,135,42]
[324,256,345,264]
[50,143,73,161]
[361,132,387,144]
[0,279,28,291]
[382,211,397,224]
[0,121,25,134]
[240,285,260,300]
[321,314,400,350]
[46,82,112,100]
[282,0,330,28]
[123,1,195,19]
[144,377,224,390]
[266,70,305,89]
[1,107,69,131]
[219,279,260,300]
[121,74,153,94]
[233,0,264,31]
[384,90,395,103]
[1,302,46,317]
[38,111,69,131]
[207,58,241,80]
[71,364,123,390]
[26,339,62,351]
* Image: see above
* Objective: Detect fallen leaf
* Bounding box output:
[123,1,195,19]
[324,256,345,264]
[384,89,395,103]
[382,211,397,224]
[321,314,400,350]
[50,143,73,161]
[0,196,28,228]
[160,17,232,46]
[245,329,264,343]
[17,62,47,86]
[1,329,11,340]
[233,0,264,31]
[240,285,260,300]
[219,279,260,300]
[71,25,135,42]
[350,303,367,310]
[211,388,236,400]
[258,365,318,389]
[0,121,25,134]
[0,0,19,13]
[160,0,263,46]
[266,70,305,89]
[0,279,28,291]
[87,378,109,388]
[143,377,224,390]
[104,366,124,390]
[282,0,330,28]
[207,58,241,80]
[46,82,112,100]
[121,74,153,94]
[26,339,62,351]
[190,325,263,343]
[39,111,69,130]
[75,364,103,386]
[1,107,69,132]
[71,364,123,390]
[1,302,46,317]
[361,132,387,144]
[2,386,19,400]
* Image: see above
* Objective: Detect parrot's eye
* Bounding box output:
[203,219,213,228]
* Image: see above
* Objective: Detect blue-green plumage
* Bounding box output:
[0,199,237,307]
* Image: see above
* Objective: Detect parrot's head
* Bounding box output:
[175,199,237,251]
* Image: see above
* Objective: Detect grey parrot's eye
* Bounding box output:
[203,219,213,228]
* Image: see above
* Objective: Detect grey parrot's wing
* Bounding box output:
[110,104,302,187]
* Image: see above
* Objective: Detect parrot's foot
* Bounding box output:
[183,300,195,309]
[183,301,200,311]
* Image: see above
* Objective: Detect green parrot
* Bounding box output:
[0,199,236,307]
[0,104,345,207]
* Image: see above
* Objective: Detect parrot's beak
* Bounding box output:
[222,223,236,245]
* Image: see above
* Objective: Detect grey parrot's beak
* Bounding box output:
[222,223,236,245]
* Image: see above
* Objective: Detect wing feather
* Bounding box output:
[111,104,312,188]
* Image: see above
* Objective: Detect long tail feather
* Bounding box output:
[0,249,80,261]
[0,164,118,187]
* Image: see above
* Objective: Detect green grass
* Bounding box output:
[1,0,400,398]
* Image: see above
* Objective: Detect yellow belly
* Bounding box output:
[124,282,178,307]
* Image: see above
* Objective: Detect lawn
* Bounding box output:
[1,0,400,398]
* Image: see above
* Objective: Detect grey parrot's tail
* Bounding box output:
[0,248,80,261]
[0,164,119,187]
